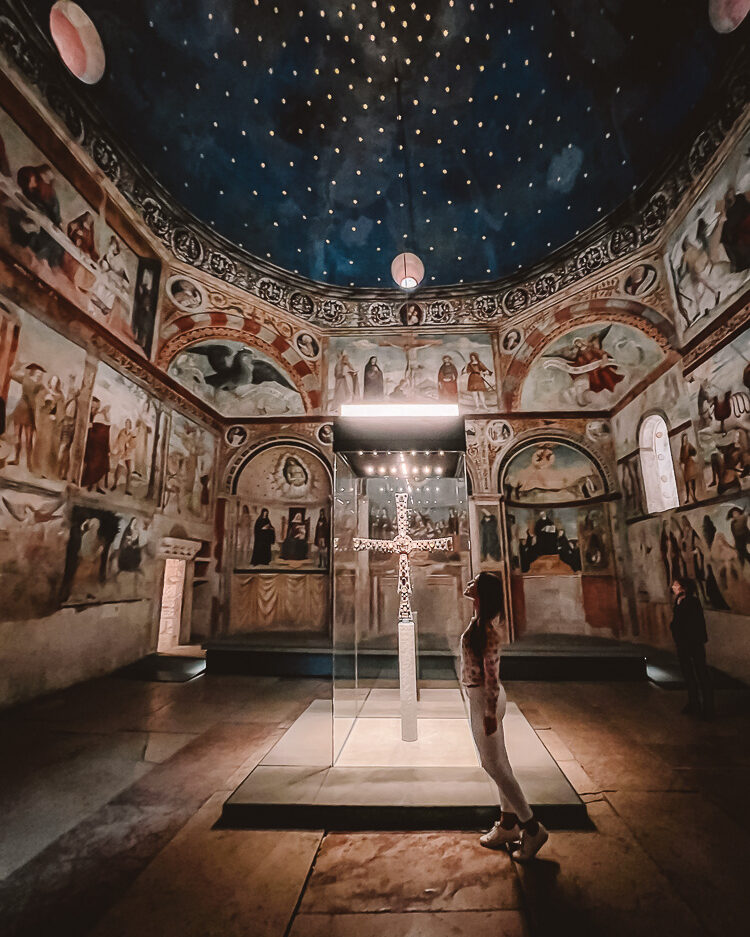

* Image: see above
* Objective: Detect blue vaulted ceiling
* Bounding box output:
[26,0,744,288]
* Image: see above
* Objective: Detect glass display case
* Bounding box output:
[330,417,474,767]
[222,414,584,828]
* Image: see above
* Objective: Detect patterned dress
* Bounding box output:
[460,617,501,718]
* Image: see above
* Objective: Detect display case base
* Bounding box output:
[220,691,588,831]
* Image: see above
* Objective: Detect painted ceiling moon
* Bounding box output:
[168,340,304,417]
[520,323,664,411]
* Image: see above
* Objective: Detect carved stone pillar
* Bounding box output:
[156,538,202,649]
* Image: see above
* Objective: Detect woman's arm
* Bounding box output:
[482,623,501,721]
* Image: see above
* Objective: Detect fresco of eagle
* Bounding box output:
[183,345,295,394]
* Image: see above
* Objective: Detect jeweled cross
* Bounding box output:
[354,492,452,619]
[353,492,451,741]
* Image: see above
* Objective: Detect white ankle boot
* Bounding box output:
[511,823,549,861]
[479,821,520,849]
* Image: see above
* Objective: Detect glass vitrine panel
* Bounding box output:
[332,449,472,767]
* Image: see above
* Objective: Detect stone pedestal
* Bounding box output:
[397,618,418,741]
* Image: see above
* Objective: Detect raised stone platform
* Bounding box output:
[220,688,587,830]
[205,632,648,681]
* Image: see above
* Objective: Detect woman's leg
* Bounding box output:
[469,686,533,823]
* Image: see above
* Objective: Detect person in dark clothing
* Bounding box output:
[250,508,275,566]
[670,577,714,719]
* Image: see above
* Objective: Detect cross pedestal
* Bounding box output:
[353,492,451,741]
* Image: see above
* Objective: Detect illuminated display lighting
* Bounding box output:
[340,403,459,418]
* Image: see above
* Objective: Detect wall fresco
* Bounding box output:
[327,332,497,411]
[628,495,750,618]
[0,298,87,486]
[0,487,67,620]
[502,440,605,503]
[82,363,157,501]
[234,444,330,571]
[60,504,154,606]
[666,125,750,343]
[0,107,159,356]
[687,326,750,498]
[520,322,664,411]
[164,411,216,523]
[168,338,305,417]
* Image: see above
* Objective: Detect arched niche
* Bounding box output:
[161,330,311,417]
[227,441,332,637]
[499,438,608,505]
[497,435,621,642]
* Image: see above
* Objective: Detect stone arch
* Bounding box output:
[497,428,614,501]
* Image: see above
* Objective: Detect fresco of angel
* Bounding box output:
[522,322,664,411]
[542,327,624,403]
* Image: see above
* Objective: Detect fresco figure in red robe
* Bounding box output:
[437,355,459,400]
[570,335,624,394]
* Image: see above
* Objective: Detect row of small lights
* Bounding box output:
[194,1,627,284]
[359,448,445,476]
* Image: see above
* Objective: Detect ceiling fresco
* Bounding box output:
[18,0,745,291]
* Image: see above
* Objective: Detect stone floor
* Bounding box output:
[1,672,750,936]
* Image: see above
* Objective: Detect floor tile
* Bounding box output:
[289,910,528,936]
[143,732,198,764]
[0,732,153,878]
[514,799,705,937]
[300,831,522,913]
[608,790,750,937]
[87,793,322,937]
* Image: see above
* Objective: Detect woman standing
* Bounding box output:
[670,577,714,718]
[461,572,548,860]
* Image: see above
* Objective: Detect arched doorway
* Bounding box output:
[499,436,622,640]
